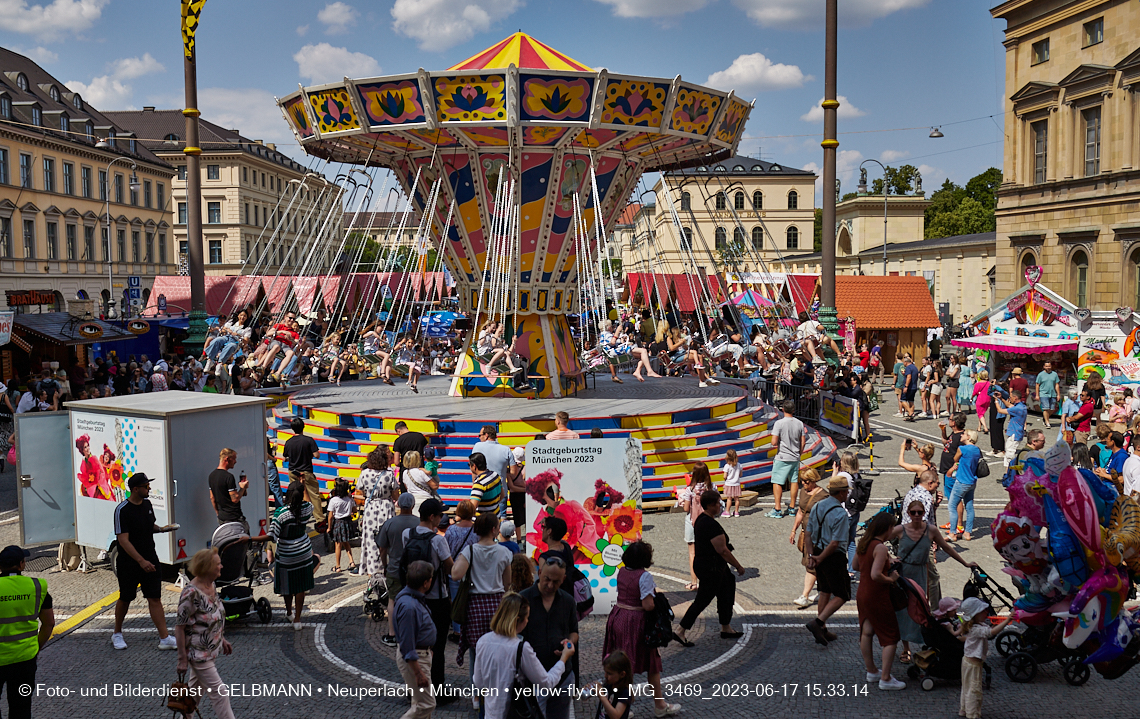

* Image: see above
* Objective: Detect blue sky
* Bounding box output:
[0,0,1009,199]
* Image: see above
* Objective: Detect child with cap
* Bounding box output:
[506,446,527,542]
[951,597,1012,719]
[498,520,520,554]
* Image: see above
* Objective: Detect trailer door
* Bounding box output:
[16,412,77,545]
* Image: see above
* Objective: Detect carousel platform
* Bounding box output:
[271,375,836,504]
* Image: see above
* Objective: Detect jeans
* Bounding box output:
[449,578,461,633]
[948,481,976,534]
[206,336,241,364]
[847,512,860,575]
[536,670,574,719]
[267,460,285,506]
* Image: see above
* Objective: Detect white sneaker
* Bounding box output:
[708,378,721,385]
[866,671,881,682]
[111,633,127,650]
[157,635,178,650]
[917,412,929,418]
[793,595,812,608]
[878,676,906,691]
[699,381,709,388]
[808,591,819,602]
[893,412,903,417]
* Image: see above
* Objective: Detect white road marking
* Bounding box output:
[0,516,20,525]
[662,624,756,684]
[312,623,402,688]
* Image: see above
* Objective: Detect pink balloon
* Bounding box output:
[1057,466,1101,554]
[1005,468,1049,526]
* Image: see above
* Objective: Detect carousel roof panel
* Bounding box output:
[448,32,592,72]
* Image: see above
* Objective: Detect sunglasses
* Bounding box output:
[908,510,925,516]
[543,556,566,568]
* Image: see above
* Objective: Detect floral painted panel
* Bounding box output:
[670,87,722,136]
[599,79,669,128]
[356,80,426,127]
[520,76,593,122]
[434,75,507,123]
[523,126,567,146]
[306,88,361,134]
[282,95,314,139]
[713,98,749,145]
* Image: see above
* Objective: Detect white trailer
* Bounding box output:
[16,393,268,572]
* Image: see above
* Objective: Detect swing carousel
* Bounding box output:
[277,31,753,399]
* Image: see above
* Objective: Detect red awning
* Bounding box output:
[952,335,1079,355]
[786,274,818,315]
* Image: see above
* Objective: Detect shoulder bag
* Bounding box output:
[506,639,546,719]
[450,543,475,624]
[164,671,201,718]
[974,450,990,478]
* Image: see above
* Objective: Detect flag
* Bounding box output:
[181,0,207,60]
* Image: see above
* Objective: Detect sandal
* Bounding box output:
[899,651,913,664]
[348,563,358,571]
[939,522,952,530]
[961,533,973,541]
[946,533,960,542]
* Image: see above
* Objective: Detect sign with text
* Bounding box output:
[818,390,860,440]
[525,439,643,614]
[0,311,12,346]
[5,289,55,307]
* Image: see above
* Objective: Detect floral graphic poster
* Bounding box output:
[525,439,643,614]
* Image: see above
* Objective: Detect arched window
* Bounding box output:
[734,192,745,210]
[680,192,690,211]
[788,190,799,210]
[681,227,693,252]
[786,226,800,250]
[1131,248,1140,310]
[715,192,726,210]
[715,226,727,250]
[1070,250,1089,307]
[72,94,82,110]
[752,226,763,250]
[752,191,762,209]
[1019,251,1036,281]
[16,74,28,91]
[75,289,88,299]
[49,86,60,102]
[733,227,745,246]
[164,133,180,143]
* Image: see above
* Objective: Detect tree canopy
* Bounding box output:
[923,167,1002,238]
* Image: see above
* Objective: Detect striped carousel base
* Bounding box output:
[270,375,836,505]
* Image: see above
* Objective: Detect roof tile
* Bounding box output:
[835,275,940,330]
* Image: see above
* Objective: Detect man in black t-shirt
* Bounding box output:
[209,447,247,529]
[392,421,428,488]
[111,473,177,652]
[284,416,324,523]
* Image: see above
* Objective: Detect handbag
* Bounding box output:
[888,579,909,611]
[506,639,546,719]
[644,591,675,649]
[450,544,474,624]
[975,453,990,479]
[163,671,201,718]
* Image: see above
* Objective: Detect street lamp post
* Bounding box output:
[818,0,840,359]
[95,149,140,319]
[857,160,890,276]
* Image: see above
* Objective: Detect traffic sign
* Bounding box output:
[128,288,142,300]
[128,276,141,288]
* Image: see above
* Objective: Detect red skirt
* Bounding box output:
[603,605,662,675]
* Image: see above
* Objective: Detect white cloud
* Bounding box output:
[0,0,108,40]
[391,0,522,51]
[803,148,864,196]
[880,149,909,163]
[731,0,929,30]
[296,24,310,36]
[198,88,294,146]
[13,45,58,63]
[64,53,164,109]
[706,53,810,94]
[294,43,381,83]
[800,95,865,122]
[318,2,357,34]
[593,0,709,18]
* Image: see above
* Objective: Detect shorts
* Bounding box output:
[771,460,800,488]
[1039,396,1057,411]
[931,383,943,395]
[903,387,917,403]
[117,556,162,602]
[814,551,851,601]
[684,515,695,544]
[385,572,405,601]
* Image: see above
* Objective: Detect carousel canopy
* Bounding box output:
[278,33,752,316]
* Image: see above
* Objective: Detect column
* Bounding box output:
[1123,85,1135,171]
[1063,101,1075,180]
[1100,91,1113,174]
[1047,106,1060,181]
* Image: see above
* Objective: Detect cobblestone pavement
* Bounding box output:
[3,403,1138,718]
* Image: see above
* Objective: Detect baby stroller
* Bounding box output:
[363,574,389,622]
[211,523,272,624]
[901,576,993,691]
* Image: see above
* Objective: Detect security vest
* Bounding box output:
[0,574,46,666]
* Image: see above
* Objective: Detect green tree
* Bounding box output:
[923,168,1002,238]
[965,167,1003,214]
[813,208,823,251]
[870,164,920,196]
[924,196,991,239]
[840,192,858,202]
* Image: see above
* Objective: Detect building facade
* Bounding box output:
[621,155,817,276]
[990,0,1140,310]
[0,48,174,317]
[107,108,340,277]
[776,195,998,324]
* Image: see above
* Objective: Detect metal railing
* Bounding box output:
[752,376,820,425]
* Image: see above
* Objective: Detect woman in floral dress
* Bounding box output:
[175,548,234,719]
[355,445,398,577]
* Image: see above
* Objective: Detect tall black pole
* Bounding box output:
[818,0,840,353]
[182,12,207,353]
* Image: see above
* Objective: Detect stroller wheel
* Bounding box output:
[995,630,1022,657]
[906,665,920,680]
[921,678,935,691]
[256,597,272,624]
[371,609,385,622]
[1005,652,1038,683]
[1062,657,1091,686]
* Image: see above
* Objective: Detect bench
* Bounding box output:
[460,374,550,399]
[642,490,760,514]
[560,369,595,397]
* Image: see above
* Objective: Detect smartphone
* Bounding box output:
[905,438,913,449]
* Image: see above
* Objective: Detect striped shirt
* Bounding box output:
[470,470,503,515]
[268,503,314,568]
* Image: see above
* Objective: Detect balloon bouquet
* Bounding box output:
[992,440,1140,681]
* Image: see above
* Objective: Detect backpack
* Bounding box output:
[845,472,874,514]
[571,565,594,620]
[644,591,675,649]
[399,528,439,585]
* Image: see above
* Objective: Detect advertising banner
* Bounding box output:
[818,391,860,440]
[0,310,12,346]
[525,439,643,614]
[72,412,171,562]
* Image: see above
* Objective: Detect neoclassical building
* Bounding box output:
[0,47,175,317]
[991,0,1140,310]
[621,155,817,276]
